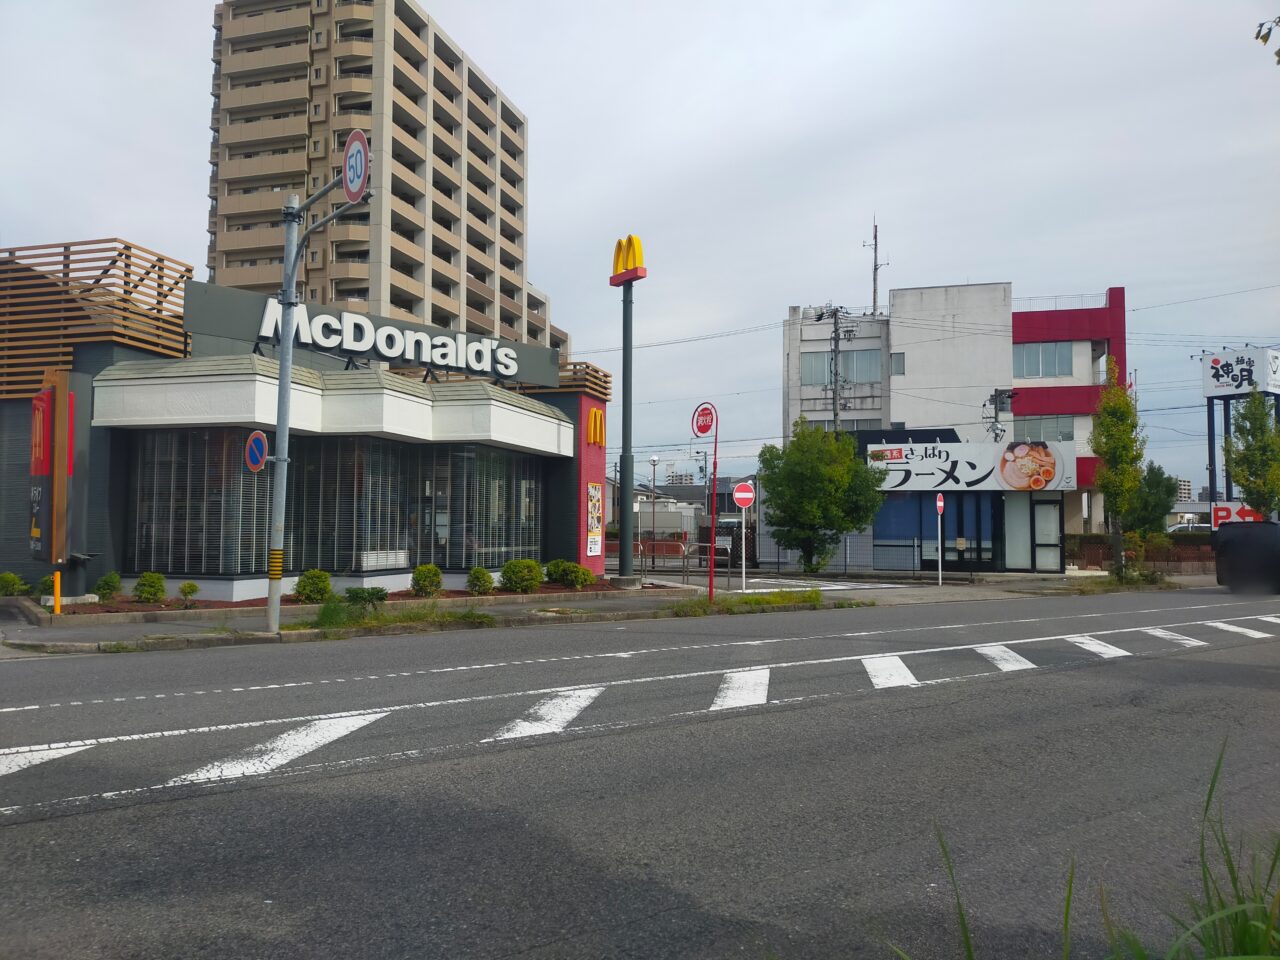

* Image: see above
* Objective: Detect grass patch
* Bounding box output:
[833,598,877,609]
[284,601,495,632]
[669,589,827,618]
[98,642,139,654]
[1072,575,1180,596]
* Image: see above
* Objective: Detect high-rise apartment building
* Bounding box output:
[207,0,566,353]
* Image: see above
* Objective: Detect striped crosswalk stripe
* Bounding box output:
[863,656,919,688]
[489,688,604,741]
[1141,627,1207,647]
[710,669,771,710]
[166,713,387,785]
[975,644,1037,671]
[1067,636,1131,659]
[1205,621,1270,639]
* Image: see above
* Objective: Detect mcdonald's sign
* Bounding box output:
[609,234,648,287]
[586,407,606,447]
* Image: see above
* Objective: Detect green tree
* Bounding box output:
[1090,357,1146,573]
[757,417,885,573]
[1122,461,1179,536]
[1223,387,1280,518]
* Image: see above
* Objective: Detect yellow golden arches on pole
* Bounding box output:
[609,235,648,287]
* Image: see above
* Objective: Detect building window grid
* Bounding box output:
[1013,341,1073,379]
[800,348,882,387]
[1010,415,1075,443]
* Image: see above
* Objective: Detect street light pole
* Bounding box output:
[265,158,371,633]
[650,455,659,572]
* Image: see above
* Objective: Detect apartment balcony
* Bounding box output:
[390,192,423,228]
[394,20,430,63]
[391,85,428,128]
[391,123,428,164]
[219,263,285,288]
[430,217,462,249]
[465,274,493,300]
[432,187,461,219]
[499,263,523,290]
[221,5,311,40]
[220,151,307,181]
[216,189,292,215]
[465,211,495,243]
[329,259,371,281]
[525,310,547,332]
[431,253,460,283]
[500,118,525,151]
[468,121,498,158]
[467,87,497,127]
[389,229,423,261]
[392,50,428,98]
[386,303,419,325]
[431,287,459,315]
[218,225,284,253]
[331,108,374,134]
[332,38,374,61]
[498,292,524,317]
[327,222,370,243]
[332,74,374,97]
[432,124,463,162]
[391,156,428,197]
[219,114,308,147]
[222,44,310,77]
[466,305,495,333]
[333,0,374,23]
[222,77,310,110]
[389,265,426,300]
[500,153,525,184]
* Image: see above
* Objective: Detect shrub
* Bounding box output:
[132,572,167,603]
[0,572,29,597]
[466,567,494,596]
[544,558,571,584]
[178,581,200,607]
[410,563,443,598]
[294,569,331,604]
[34,575,55,599]
[93,571,121,601]
[344,586,388,618]
[499,558,543,594]
[561,562,595,590]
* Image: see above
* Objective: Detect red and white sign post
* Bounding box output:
[936,493,945,587]
[733,481,755,593]
[692,402,719,601]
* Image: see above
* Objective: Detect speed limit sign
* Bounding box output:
[343,130,370,204]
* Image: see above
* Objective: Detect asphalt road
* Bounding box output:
[2,587,1278,958]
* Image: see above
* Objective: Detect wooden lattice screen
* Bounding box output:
[0,238,194,399]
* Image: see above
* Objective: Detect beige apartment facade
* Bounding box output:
[208,0,566,353]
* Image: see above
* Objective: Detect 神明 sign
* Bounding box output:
[1201,348,1280,398]
[868,442,1077,492]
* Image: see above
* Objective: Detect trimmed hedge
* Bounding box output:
[499,558,543,594]
[133,572,167,603]
[93,571,122,601]
[467,567,494,596]
[294,569,332,604]
[410,563,444,598]
[546,559,594,590]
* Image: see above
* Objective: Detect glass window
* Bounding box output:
[1015,342,1074,378]
[852,348,881,384]
[1057,341,1073,377]
[800,351,830,386]
[891,352,905,375]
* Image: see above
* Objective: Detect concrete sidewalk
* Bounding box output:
[0,574,1221,657]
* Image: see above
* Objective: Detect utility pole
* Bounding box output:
[863,219,888,318]
[802,303,857,436]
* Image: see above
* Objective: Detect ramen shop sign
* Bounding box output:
[867,442,1076,492]
[258,301,519,378]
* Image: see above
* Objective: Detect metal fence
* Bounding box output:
[754,528,923,575]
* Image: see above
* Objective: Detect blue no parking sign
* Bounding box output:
[245,430,269,473]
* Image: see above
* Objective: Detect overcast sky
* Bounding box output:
[2,1,1277,488]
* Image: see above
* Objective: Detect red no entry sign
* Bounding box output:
[936,493,945,515]
[733,482,755,509]
[691,402,717,438]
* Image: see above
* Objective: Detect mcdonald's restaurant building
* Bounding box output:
[0,240,608,600]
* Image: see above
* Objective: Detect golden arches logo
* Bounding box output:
[586,408,606,447]
[609,234,648,286]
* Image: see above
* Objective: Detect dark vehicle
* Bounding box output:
[1212,520,1280,593]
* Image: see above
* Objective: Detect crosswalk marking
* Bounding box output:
[863,656,919,688]
[1205,621,1271,639]
[975,644,1037,671]
[1067,636,1131,659]
[165,713,387,785]
[1142,627,1207,647]
[1257,616,1280,626]
[489,687,604,741]
[710,669,771,710]
[0,745,93,779]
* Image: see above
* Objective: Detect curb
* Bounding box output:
[0,596,51,626]
[41,586,697,627]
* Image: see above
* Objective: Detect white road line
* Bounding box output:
[489,688,604,741]
[3,600,1277,715]
[974,644,1037,671]
[863,656,918,688]
[1067,636,1131,659]
[710,669,771,710]
[1142,627,1207,648]
[1205,621,1271,639]
[1257,616,1280,626]
[0,745,93,778]
[165,713,386,785]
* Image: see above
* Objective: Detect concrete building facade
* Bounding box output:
[207,0,566,353]
[782,306,890,438]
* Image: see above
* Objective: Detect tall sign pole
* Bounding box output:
[733,481,755,593]
[692,403,719,601]
[610,235,647,578]
[266,130,372,633]
[936,493,944,587]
